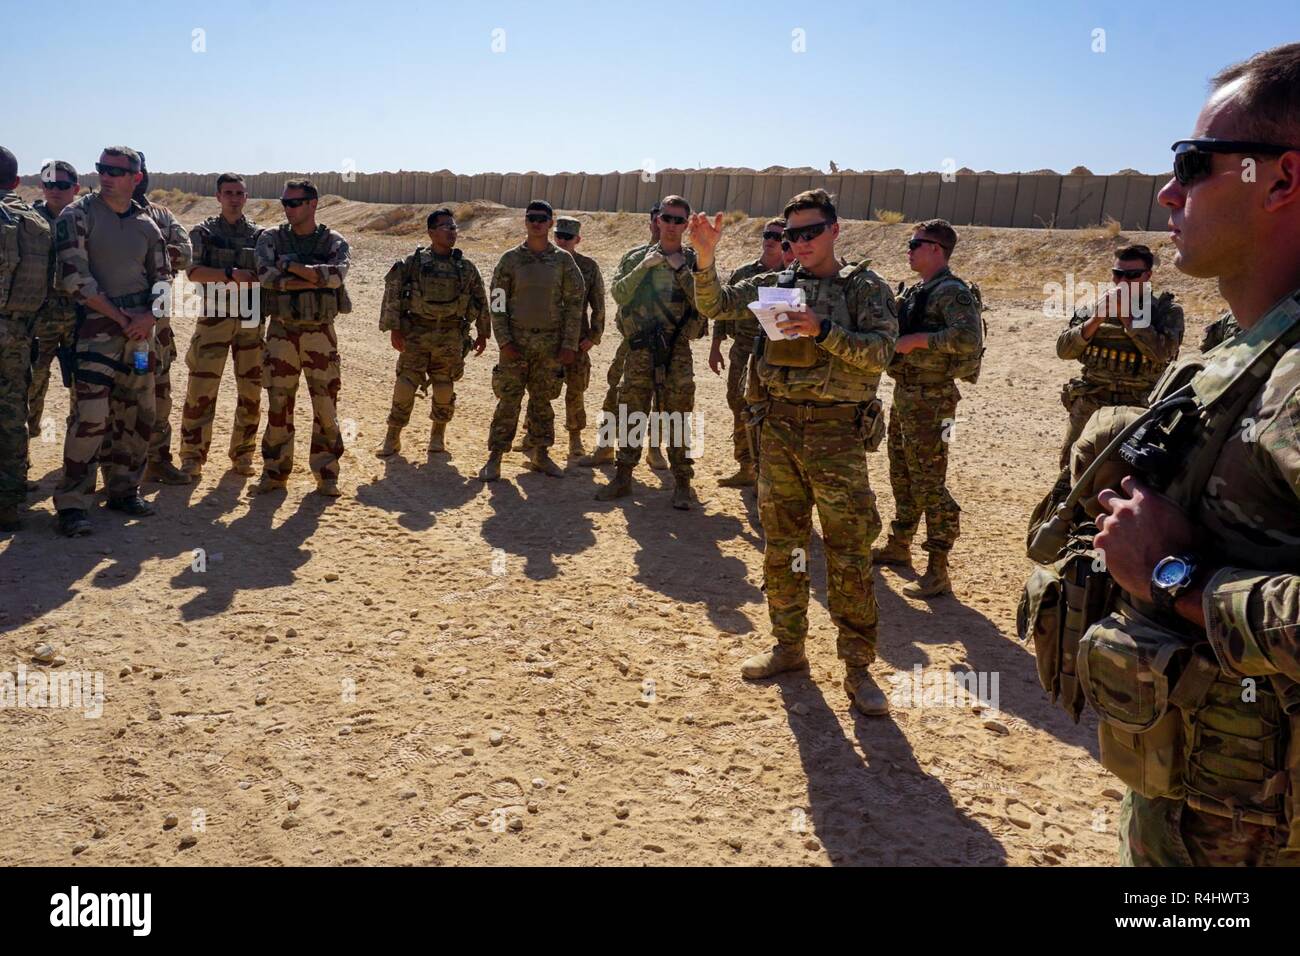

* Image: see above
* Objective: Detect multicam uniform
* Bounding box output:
[712,258,773,467]
[254,223,352,483]
[27,199,77,438]
[595,243,653,434]
[379,246,488,428]
[564,249,606,435]
[179,213,265,469]
[692,259,898,668]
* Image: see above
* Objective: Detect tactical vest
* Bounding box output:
[890,274,985,383]
[407,248,469,323]
[198,217,261,272]
[33,202,76,317]
[756,261,885,403]
[0,193,52,315]
[1078,292,1175,389]
[622,248,701,341]
[261,224,352,325]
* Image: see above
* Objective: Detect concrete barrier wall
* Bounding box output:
[29,169,1175,229]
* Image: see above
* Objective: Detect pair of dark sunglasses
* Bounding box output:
[525,213,552,223]
[762,230,783,241]
[784,222,830,244]
[1171,138,1298,186]
[281,197,313,208]
[1112,268,1148,280]
[658,212,687,225]
[432,221,458,231]
[43,180,75,191]
[555,232,576,241]
[95,162,136,178]
[907,237,947,252]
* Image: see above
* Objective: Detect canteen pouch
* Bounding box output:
[1077,608,1195,799]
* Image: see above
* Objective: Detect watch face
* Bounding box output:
[1154,557,1190,588]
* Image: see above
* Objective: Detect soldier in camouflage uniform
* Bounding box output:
[376,207,489,458]
[478,200,583,482]
[178,172,265,478]
[873,220,985,598]
[707,217,786,488]
[250,178,351,497]
[131,154,193,485]
[578,203,666,469]
[0,146,52,532]
[1055,244,1184,472]
[27,161,80,450]
[52,146,167,536]
[596,195,705,509]
[1200,310,1241,352]
[689,189,899,715]
[552,216,605,458]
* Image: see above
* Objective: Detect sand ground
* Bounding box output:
[0,193,1225,865]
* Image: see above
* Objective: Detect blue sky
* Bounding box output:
[6,0,1297,177]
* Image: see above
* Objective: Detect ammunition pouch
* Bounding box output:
[857,397,885,452]
[765,335,820,368]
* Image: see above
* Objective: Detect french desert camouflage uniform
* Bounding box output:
[1200,311,1241,353]
[486,243,583,453]
[52,192,167,510]
[609,244,704,480]
[0,188,52,515]
[179,213,265,471]
[692,258,898,672]
[140,201,192,466]
[28,199,78,438]
[563,248,606,436]
[254,223,351,483]
[712,258,772,467]
[379,246,488,428]
[1055,290,1184,469]
[885,266,983,555]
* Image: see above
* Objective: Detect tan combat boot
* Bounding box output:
[145,459,192,485]
[478,451,504,483]
[567,429,585,458]
[249,474,287,496]
[577,444,616,467]
[717,462,756,488]
[229,456,254,477]
[315,477,341,497]
[428,422,447,454]
[526,447,565,478]
[871,535,913,567]
[740,644,809,680]
[903,551,951,598]
[844,666,890,716]
[375,426,402,458]
[179,459,203,481]
[646,446,669,471]
[595,463,633,500]
[671,477,692,510]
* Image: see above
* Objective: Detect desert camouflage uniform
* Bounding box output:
[486,242,583,453]
[1108,288,1300,866]
[692,259,898,664]
[1200,311,1241,353]
[178,214,265,468]
[1055,291,1184,469]
[885,266,983,554]
[564,249,605,433]
[712,258,773,466]
[379,247,488,427]
[140,202,192,465]
[27,199,78,438]
[254,223,351,482]
[0,189,51,511]
[610,244,704,480]
[52,192,167,510]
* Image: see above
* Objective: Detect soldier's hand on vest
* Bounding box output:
[557,348,577,366]
[1094,476,1195,604]
[500,342,523,361]
[641,250,665,270]
[687,213,724,266]
[390,330,405,352]
[775,307,820,338]
[708,341,725,375]
[473,334,488,356]
[893,332,930,355]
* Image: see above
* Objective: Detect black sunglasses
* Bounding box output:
[281,197,313,208]
[525,213,551,223]
[907,237,945,251]
[1112,268,1148,280]
[762,230,783,241]
[1171,138,1298,186]
[555,232,576,241]
[658,213,687,225]
[784,222,829,244]
[95,163,136,178]
[43,181,75,191]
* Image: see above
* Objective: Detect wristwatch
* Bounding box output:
[1151,554,1197,615]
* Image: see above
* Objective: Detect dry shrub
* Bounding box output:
[1103,216,1123,239]
[721,210,747,226]
[875,209,905,224]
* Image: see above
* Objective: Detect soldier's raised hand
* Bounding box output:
[687,213,724,268]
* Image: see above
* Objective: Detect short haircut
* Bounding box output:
[660,194,691,215]
[525,199,553,216]
[765,217,786,231]
[1210,42,1300,145]
[216,173,246,191]
[783,188,837,223]
[427,207,455,228]
[916,218,958,254]
[101,146,141,171]
[0,146,18,184]
[43,160,79,184]
[284,178,318,200]
[1114,244,1154,270]
[649,202,661,216]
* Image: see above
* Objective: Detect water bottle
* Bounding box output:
[124,334,152,376]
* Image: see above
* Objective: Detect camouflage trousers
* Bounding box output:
[147,316,178,464]
[27,304,76,437]
[385,324,465,428]
[1059,381,1150,470]
[563,349,592,433]
[0,312,34,509]
[179,315,265,467]
[887,380,961,553]
[1119,791,1300,866]
[724,334,756,465]
[614,340,695,480]
[261,319,343,482]
[758,413,881,664]
[487,335,564,453]
[54,322,155,511]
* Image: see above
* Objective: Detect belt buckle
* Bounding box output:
[797,403,814,423]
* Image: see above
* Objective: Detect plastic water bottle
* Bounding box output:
[125,337,150,375]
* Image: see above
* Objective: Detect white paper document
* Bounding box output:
[747,287,808,341]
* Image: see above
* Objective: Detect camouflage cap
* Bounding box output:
[555,216,581,235]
